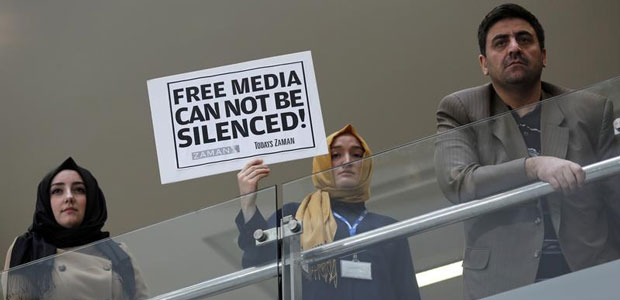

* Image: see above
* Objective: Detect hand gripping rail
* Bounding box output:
[147,155,620,299]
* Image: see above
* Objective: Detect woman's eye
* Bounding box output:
[74,187,86,194]
[50,188,62,195]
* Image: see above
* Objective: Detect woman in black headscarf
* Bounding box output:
[3,157,148,300]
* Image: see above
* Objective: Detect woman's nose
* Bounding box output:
[64,189,75,202]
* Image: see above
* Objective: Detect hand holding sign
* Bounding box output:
[237,158,270,222]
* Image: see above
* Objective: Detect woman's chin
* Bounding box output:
[335,179,360,189]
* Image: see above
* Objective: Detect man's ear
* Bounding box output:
[542,48,547,67]
[478,54,489,76]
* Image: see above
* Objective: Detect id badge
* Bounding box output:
[340,259,372,280]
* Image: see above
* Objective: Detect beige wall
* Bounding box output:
[1,0,619,267]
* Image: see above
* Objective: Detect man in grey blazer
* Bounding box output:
[435,4,620,299]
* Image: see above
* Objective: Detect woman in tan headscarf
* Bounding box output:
[293,124,372,251]
[235,124,420,300]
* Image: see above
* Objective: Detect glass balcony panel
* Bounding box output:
[279,76,620,300]
[4,76,619,300]
[1,186,279,300]
[279,130,453,300]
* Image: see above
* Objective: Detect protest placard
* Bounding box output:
[147,51,327,184]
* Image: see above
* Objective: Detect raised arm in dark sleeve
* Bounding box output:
[235,203,300,268]
[235,209,276,268]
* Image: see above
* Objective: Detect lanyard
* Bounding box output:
[333,210,368,236]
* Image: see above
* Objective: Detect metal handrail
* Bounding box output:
[148,155,620,299]
[302,156,620,263]
[147,262,279,300]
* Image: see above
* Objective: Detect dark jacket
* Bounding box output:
[235,201,421,300]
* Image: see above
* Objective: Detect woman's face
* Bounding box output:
[50,170,87,228]
[330,133,365,188]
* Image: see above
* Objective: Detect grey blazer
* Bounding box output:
[434,82,620,300]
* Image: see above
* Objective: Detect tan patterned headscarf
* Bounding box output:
[294,124,373,251]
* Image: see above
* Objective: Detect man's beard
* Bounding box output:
[501,53,542,86]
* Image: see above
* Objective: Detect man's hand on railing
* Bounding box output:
[237,158,271,223]
[525,156,585,194]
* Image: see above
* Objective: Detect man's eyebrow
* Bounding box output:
[492,30,534,42]
[491,34,509,42]
[515,30,534,37]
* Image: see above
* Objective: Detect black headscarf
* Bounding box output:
[7,157,136,299]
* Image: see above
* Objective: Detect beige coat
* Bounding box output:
[3,239,148,300]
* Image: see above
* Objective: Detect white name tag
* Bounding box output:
[340,260,372,280]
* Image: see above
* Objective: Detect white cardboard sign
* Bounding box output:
[147,51,327,184]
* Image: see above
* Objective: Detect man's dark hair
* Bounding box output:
[477,3,545,56]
